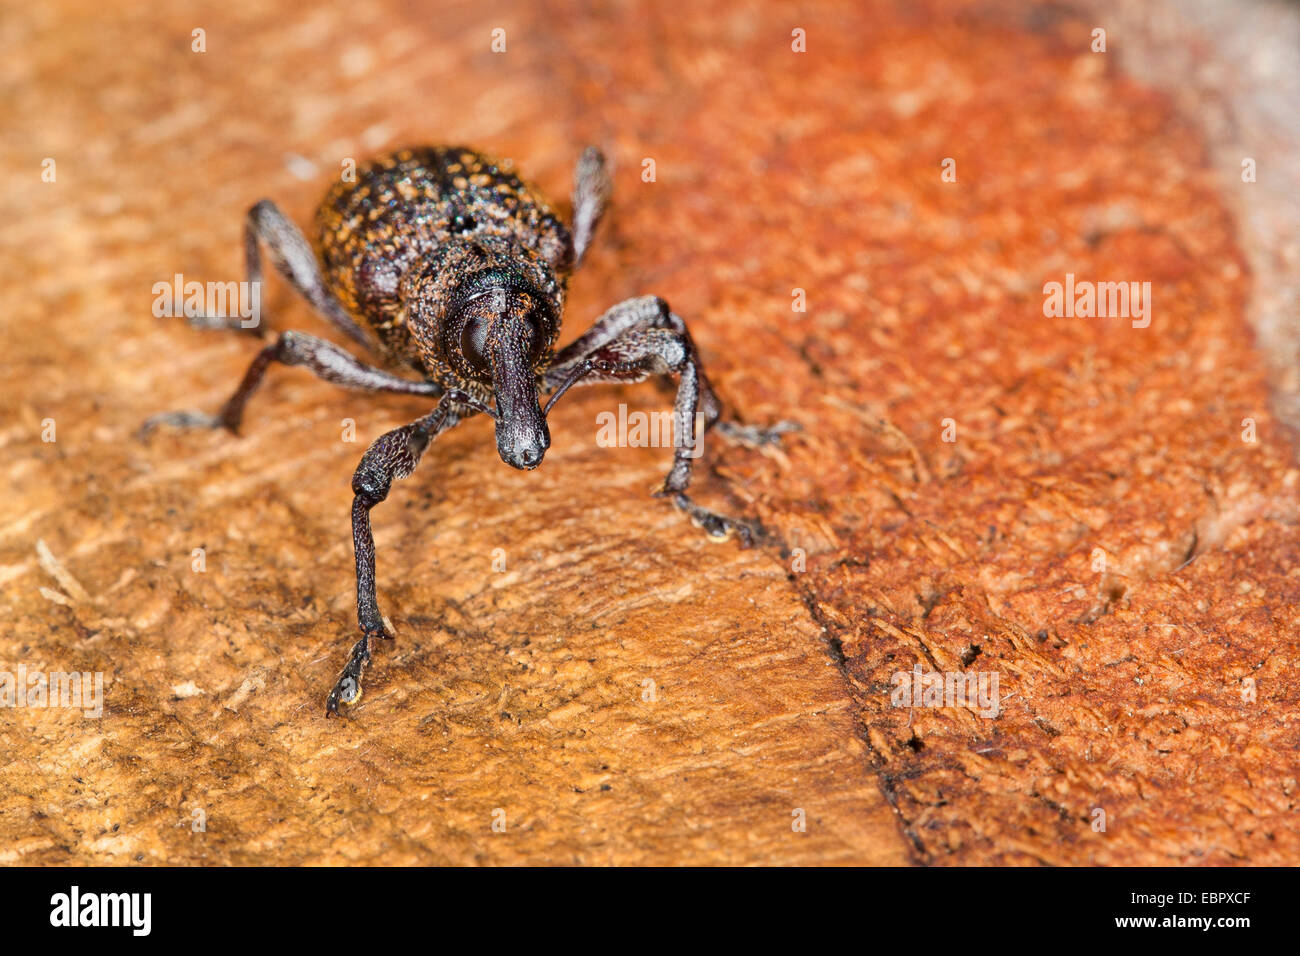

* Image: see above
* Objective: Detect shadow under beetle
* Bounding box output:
[144,146,795,716]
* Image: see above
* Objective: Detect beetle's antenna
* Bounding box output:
[542,360,591,417]
[443,388,497,420]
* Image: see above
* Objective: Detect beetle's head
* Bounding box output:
[406,239,564,471]
[442,273,558,470]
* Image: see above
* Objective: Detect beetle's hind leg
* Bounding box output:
[180,200,373,351]
[570,147,612,268]
[543,296,798,545]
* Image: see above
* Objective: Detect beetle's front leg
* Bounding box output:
[545,296,797,450]
[547,313,780,546]
[326,395,467,716]
[653,349,760,544]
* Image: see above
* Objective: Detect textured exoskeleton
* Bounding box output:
[144,146,794,715]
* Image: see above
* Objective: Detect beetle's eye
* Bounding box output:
[460,313,492,374]
[453,288,549,378]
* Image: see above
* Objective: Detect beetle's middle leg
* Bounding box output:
[570,147,612,268]
[326,394,471,716]
[140,330,447,437]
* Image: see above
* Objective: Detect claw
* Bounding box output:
[325,676,361,716]
[137,409,235,441]
[690,513,734,541]
[673,493,757,547]
[324,632,377,718]
[715,419,801,449]
[183,313,266,336]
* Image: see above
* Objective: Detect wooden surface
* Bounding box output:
[2,0,1297,865]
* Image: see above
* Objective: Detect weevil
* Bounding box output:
[144,146,795,716]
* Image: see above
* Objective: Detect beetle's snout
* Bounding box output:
[490,318,550,471]
[497,419,549,470]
